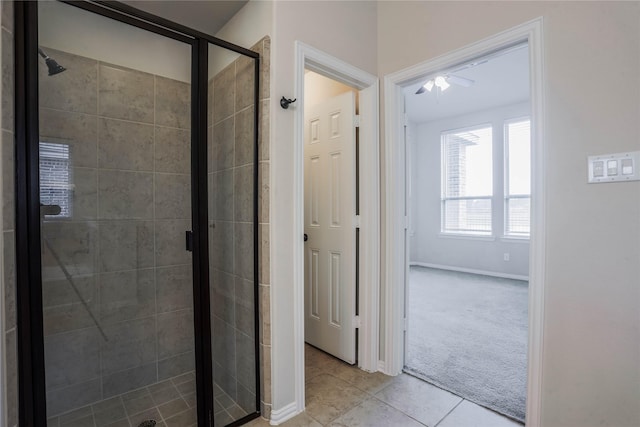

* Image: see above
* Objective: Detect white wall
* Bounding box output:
[410,102,530,278]
[379,2,640,426]
[211,0,273,75]
[270,0,378,412]
[39,1,192,82]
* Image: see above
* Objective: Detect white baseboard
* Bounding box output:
[270,402,299,425]
[410,262,529,281]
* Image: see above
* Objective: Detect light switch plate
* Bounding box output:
[588,151,640,183]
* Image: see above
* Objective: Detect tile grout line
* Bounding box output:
[153,73,159,392]
[432,398,464,427]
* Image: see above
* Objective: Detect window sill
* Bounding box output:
[439,232,495,242]
[500,235,530,243]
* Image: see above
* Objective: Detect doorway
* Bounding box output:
[14,1,260,426]
[403,43,531,422]
[278,42,379,422]
[383,19,546,425]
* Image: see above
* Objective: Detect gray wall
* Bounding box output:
[1,1,17,425]
[38,47,194,416]
[207,36,270,420]
[409,102,530,277]
[208,47,256,418]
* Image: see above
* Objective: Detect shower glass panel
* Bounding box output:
[38,1,196,424]
[208,43,258,425]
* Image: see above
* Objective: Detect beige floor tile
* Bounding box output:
[328,397,425,427]
[281,412,323,427]
[375,374,462,427]
[305,373,368,424]
[436,400,523,427]
[245,417,271,427]
[331,362,397,395]
[245,412,322,427]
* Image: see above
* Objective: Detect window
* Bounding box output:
[39,142,72,218]
[441,125,493,235]
[504,119,531,237]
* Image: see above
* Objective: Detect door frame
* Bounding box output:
[291,41,380,414]
[382,18,546,426]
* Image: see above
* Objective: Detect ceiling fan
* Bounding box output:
[415,74,475,94]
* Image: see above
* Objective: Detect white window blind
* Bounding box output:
[441,125,493,235]
[40,142,72,218]
[505,119,531,237]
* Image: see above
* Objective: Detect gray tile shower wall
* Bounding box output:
[1,1,18,425]
[38,47,195,416]
[208,36,271,420]
[255,36,272,421]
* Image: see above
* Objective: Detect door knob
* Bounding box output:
[304,234,308,242]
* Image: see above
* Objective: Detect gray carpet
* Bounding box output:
[405,266,528,422]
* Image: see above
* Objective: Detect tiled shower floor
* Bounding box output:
[47,372,247,427]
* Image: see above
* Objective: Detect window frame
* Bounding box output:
[503,116,531,239]
[440,123,494,237]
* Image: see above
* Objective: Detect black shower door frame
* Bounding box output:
[13,1,261,426]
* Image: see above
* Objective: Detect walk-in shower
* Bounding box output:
[14,1,260,426]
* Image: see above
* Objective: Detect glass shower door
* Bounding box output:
[207,43,259,426]
[38,2,197,424]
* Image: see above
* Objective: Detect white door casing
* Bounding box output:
[304,91,357,364]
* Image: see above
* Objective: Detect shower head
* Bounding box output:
[38,48,66,76]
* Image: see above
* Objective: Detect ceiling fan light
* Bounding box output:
[424,80,434,92]
[435,75,450,91]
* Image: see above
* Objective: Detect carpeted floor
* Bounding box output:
[405,266,528,422]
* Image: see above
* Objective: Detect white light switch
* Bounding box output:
[588,151,640,183]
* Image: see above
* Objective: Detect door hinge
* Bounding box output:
[404,318,408,331]
[353,316,362,328]
[354,114,361,128]
[404,216,409,230]
[354,215,361,228]
[403,112,409,127]
[185,230,193,252]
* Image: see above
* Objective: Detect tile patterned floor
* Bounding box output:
[47,372,197,427]
[247,344,524,427]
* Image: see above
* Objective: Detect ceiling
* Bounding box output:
[404,45,530,124]
[121,1,249,35]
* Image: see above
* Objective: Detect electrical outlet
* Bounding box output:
[503,253,510,261]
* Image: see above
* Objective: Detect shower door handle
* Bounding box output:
[185,230,193,252]
[40,203,62,216]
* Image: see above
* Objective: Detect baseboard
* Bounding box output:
[410,262,529,281]
[270,402,299,425]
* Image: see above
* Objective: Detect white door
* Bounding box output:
[304,91,357,364]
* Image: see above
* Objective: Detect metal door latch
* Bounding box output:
[185,231,193,252]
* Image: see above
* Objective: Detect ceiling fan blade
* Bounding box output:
[415,86,426,95]
[446,75,475,87]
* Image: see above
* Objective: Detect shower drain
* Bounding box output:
[137,421,157,427]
